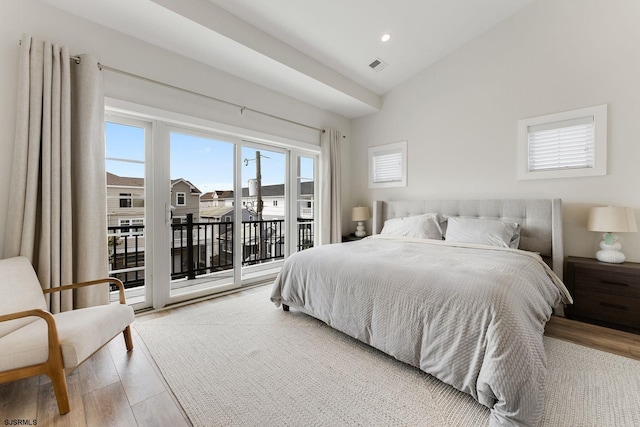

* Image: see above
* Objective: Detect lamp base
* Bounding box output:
[354,221,366,238]
[595,241,625,263]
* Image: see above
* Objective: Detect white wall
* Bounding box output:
[350,0,640,262]
[0,0,351,258]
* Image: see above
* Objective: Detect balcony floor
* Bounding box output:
[110,265,280,305]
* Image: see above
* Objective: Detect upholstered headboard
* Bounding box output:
[372,199,564,279]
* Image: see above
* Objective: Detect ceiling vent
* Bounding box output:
[369,58,388,72]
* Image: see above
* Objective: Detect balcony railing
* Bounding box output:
[108,215,314,289]
[108,225,145,289]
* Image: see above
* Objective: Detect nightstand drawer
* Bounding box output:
[573,290,640,328]
[574,267,640,298]
[566,257,640,334]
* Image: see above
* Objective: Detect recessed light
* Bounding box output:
[381,33,391,42]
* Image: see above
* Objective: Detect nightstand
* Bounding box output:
[342,234,364,242]
[565,256,640,334]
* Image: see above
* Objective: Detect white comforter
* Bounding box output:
[271,235,572,426]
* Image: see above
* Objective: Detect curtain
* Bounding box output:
[320,129,342,244]
[4,35,107,312]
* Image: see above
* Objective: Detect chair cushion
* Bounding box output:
[0,303,134,372]
[0,257,47,338]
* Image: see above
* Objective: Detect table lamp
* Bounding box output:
[352,206,370,238]
[587,206,638,263]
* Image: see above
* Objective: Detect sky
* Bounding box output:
[105,122,313,194]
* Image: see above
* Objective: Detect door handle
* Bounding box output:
[166,203,175,225]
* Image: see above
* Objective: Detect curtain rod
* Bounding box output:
[69,55,341,135]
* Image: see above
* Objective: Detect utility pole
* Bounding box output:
[255,151,264,262]
[256,150,262,221]
[244,151,269,263]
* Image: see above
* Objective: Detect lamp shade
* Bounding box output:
[352,206,370,222]
[587,206,638,233]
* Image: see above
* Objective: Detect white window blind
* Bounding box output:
[368,141,407,188]
[372,151,402,183]
[517,104,607,180]
[527,116,595,172]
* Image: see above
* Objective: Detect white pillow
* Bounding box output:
[444,217,520,248]
[380,213,443,240]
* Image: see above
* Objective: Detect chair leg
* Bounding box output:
[123,326,134,351]
[49,366,70,415]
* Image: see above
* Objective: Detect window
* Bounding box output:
[368,141,407,188]
[518,104,607,180]
[119,193,133,208]
[118,218,144,236]
[176,192,186,206]
[273,200,278,207]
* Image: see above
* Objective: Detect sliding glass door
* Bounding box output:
[105,110,318,310]
[240,143,287,283]
[168,129,239,300]
[105,116,151,309]
[294,154,316,252]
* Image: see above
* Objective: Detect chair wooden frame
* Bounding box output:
[0,278,133,414]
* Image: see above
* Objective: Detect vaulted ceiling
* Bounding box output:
[40,0,533,118]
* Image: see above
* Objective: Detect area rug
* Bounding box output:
[134,288,640,427]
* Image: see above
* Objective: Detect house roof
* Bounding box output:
[107,173,203,195]
[241,181,314,197]
[200,206,235,218]
[200,183,316,201]
[171,178,202,195]
[201,191,215,201]
[200,190,235,201]
[106,172,144,187]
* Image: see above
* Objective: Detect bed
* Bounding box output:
[271,199,572,426]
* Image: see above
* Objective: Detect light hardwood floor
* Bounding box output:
[1,285,639,426]
[545,315,640,360]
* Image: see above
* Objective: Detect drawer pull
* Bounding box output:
[600,280,629,287]
[600,302,628,310]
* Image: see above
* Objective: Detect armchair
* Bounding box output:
[0,256,134,414]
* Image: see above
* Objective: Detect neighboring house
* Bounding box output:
[106,172,145,232]
[106,172,146,282]
[200,183,315,220]
[200,190,234,208]
[231,181,315,219]
[200,191,215,207]
[171,178,202,223]
[107,173,203,278]
[107,173,202,228]
[108,173,313,273]
[296,181,314,220]
[241,183,285,219]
